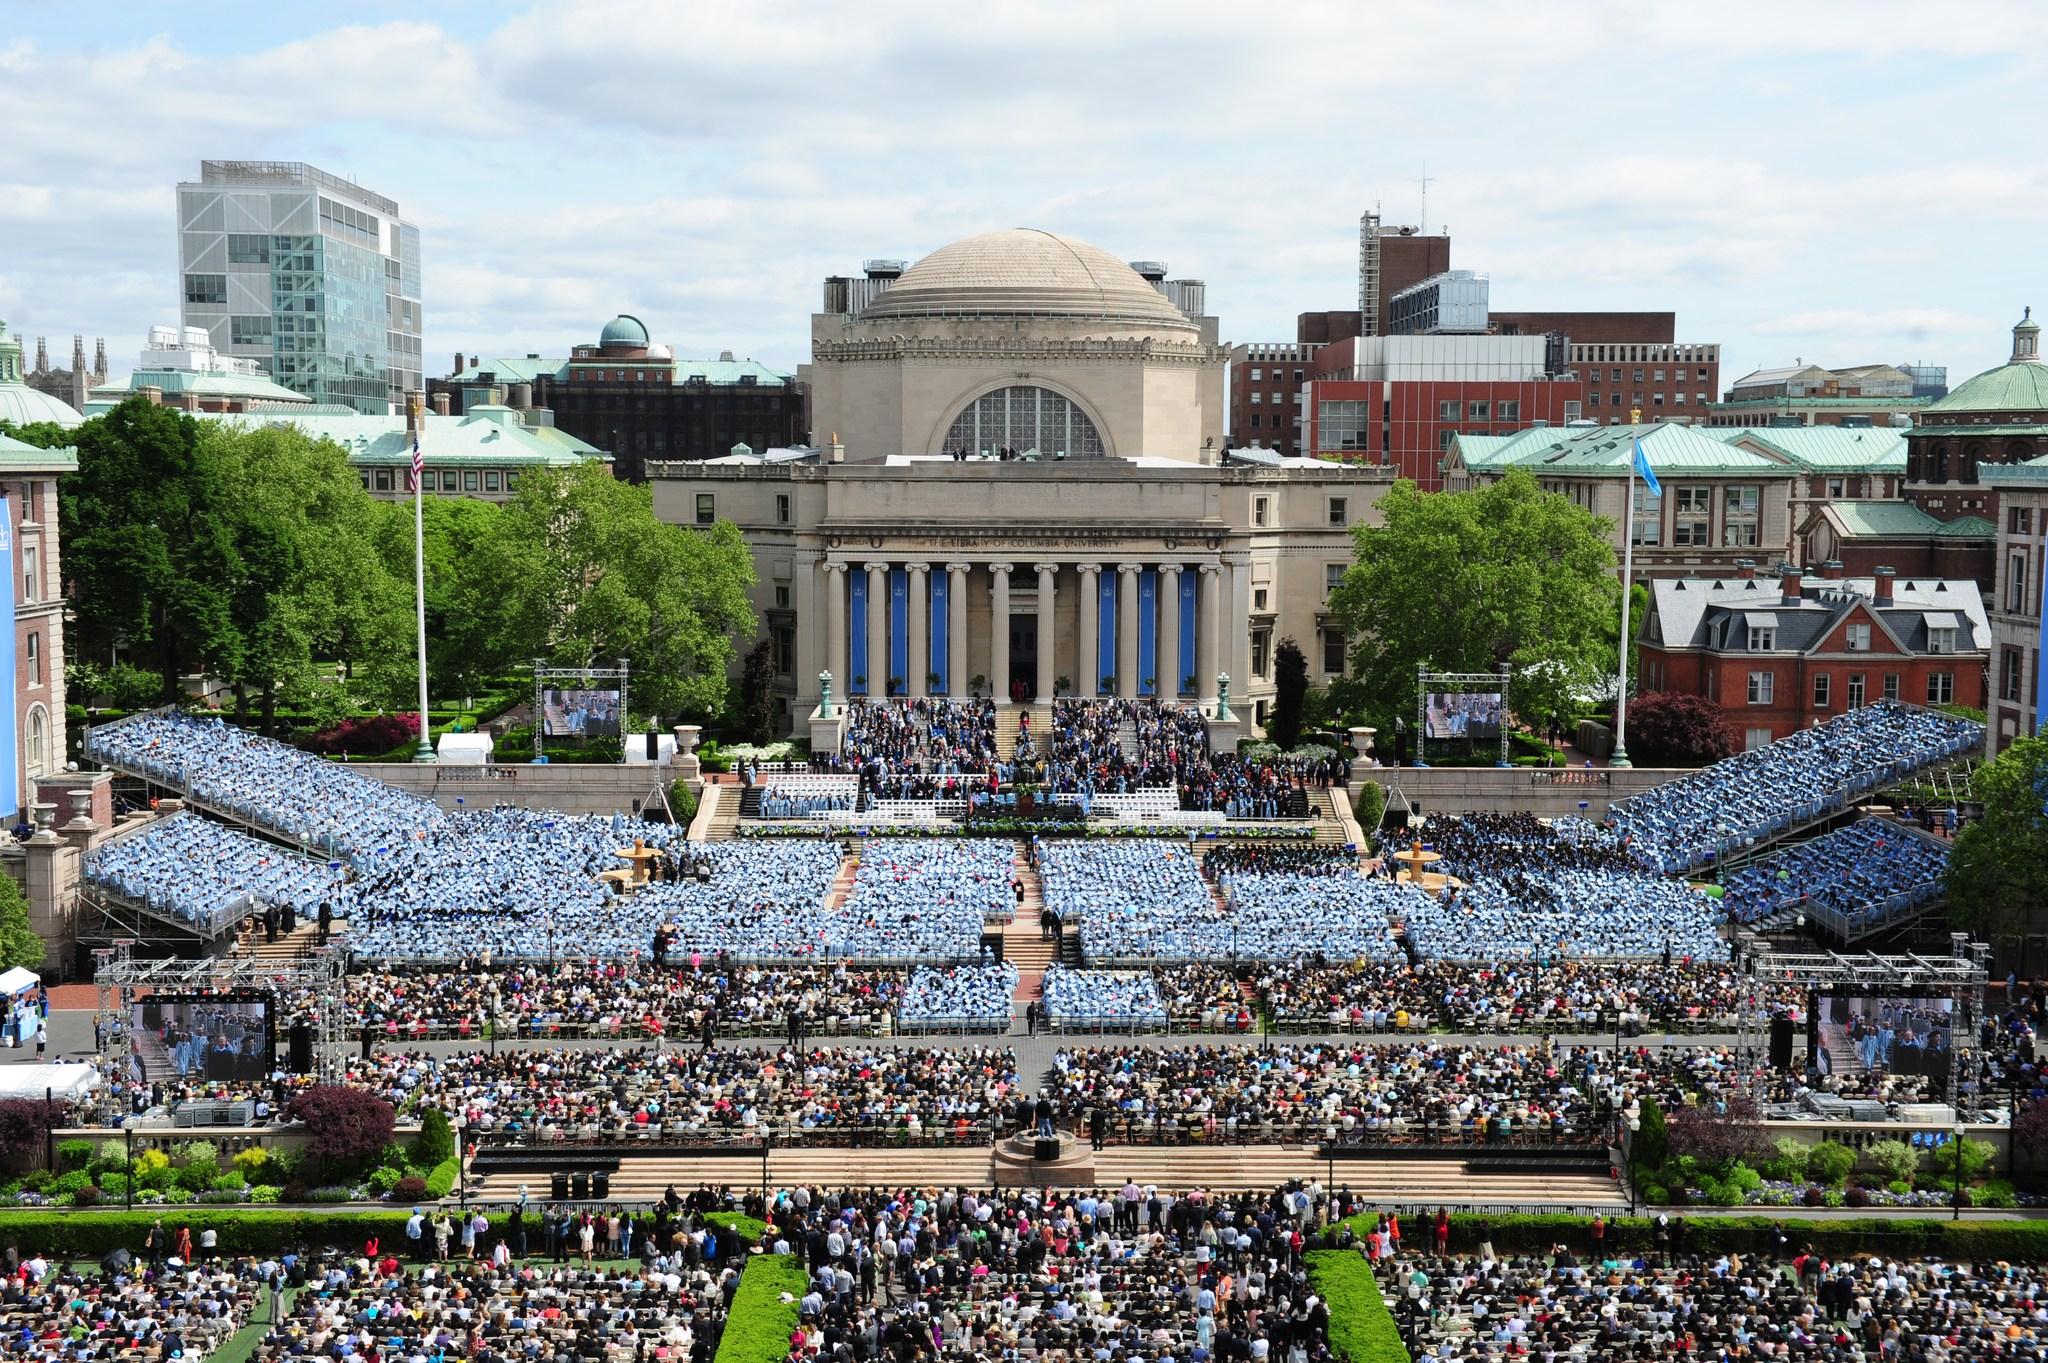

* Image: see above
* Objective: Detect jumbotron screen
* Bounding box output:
[1424,691,1503,741]
[129,994,274,1085]
[1809,991,1954,1083]
[542,687,622,739]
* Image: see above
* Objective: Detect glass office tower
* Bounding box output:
[176,161,421,414]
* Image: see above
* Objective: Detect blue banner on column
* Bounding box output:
[1097,569,1118,694]
[1178,571,1198,697]
[849,571,869,694]
[930,572,949,697]
[888,569,908,695]
[0,498,18,819]
[1137,569,1158,696]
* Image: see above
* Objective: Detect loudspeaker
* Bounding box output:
[571,1172,589,1200]
[1033,1137,1059,1162]
[1769,1017,1796,1071]
[287,1022,313,1074]
[592,1170,610,1199]
[550,1171,570,1201]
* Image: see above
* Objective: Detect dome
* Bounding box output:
[598,313,650,349]
[1924,309,2048,416]
[0,381,82,429]
[858,228,1196,329]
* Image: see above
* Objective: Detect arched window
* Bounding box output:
[24,705,46,778]
[944,386,1105,458]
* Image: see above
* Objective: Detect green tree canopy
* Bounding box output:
[1947,733,2048,940]
[1327,468,1621,731]
[0,873,41,972]
[477,463,757,720]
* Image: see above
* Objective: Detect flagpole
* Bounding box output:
[1612,413,1643,768]
[411,398,435,764]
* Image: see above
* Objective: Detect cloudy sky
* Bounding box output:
[2,0,2041,385]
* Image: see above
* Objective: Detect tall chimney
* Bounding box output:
[1873,565,1895,603]
[454,352,466,375]
[431,392,451,417]
[1734,558,1756,581]
[1820,558,1844,581]
[1779,563,1803,605]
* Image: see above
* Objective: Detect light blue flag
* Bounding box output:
[1632,437,1662,498]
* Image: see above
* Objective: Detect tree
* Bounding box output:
[413,1107,455,1169]
[737,640,777,743]
[1328,469,1621,733]
[478,464,757,720]
[1665,1094,1765,1172]
[284,1085,395,1174]
[371,493,513,704]
[0,1098,55,1172]
[0,873,42,971]
[1947,734,2048,939]
[1631,1095,1669,1173]
[1270,639,1309,749]
[1622,691,1739,767]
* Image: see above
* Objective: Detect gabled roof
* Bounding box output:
[1934,514,1996,537]
[1648,573,1990,654]
[1817,500,1945,538]
[1730,364,1832,390]
[1715,425,1906,472]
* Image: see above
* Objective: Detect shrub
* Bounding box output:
[1802,1185,1825,1207]
[179,1140,220,1172]
[19,1170,49,1193]
[1728,1165,1763,1194]
[212,1171,247,1192]
[1805,1142,1857,1189]
[1978,1179,2019,1209]
[133,1152,174,1193]
[1641,1183,1669,1206]
[1631,1098,1668,1173]
[1620,692,1739,766]
[47,1170,91,1197]
[1865,1139,1921,1188]
[88,1142,128,1178]
[1844,1186,1871,1208]
[392,1176,427,1203]
[413,1110,455,1171]
[232,1147,272,1179]
[97,1173,128,1201]
[1888,1180,1912,1195]
[0,1100,58,1173]
[285,1086,395,1175]
[422,1157,458,1201]
[366,1167,403,1196]
[714,1253,810,1363]
[249,1185,282,1205]
[307,1187,355,1204]
[303,713,424,757]
[173,1162,216,1194]
[1304,1247,1410,1363]
[71,1185,98,1208]
[55,1139,96,1173]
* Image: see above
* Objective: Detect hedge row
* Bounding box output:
[0,1210,415,1257]
[712,1253,807,1363]
[1304,1248,1409,1363]
[1344,1212,2048,1261]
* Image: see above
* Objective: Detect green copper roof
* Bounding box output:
[0,431,77,469]
[210,408,607,467]
[83,368,310,416]
[1934,515,1996,537]
[1462,421,1794,478]
[1817,501,1992,540]
[1714,425,1907,471]
[1924,359,2048,414]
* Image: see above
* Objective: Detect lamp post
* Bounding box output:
[1953,1121,1966,1221]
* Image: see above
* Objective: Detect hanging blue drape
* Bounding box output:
[1137,568,1158,695]
[1178,570,1199,697]
[888,568,908,694]
[1097,568,1118,694]
[929,571,949,697]
[848,571,870,694]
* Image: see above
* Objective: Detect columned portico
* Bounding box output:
[1116,563,1141,699]
[1076,565,1101,698]
[1224,550,1254,703]
[905,562,930,697]
[946,563,970,699]
[823,561,849,694]
[989,563,1014,702]
[1034,564,1059,704]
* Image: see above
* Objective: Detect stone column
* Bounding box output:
[990,563,1013,703]
[1034,563,1059,704]
[1197,563,1222,710]
[1159,564,1183,700]
[946,563,970,699]
[1224,551,1254,700]
[823,562,848,696]
[864,561,889,697]
[905,562,930,698]
[1077,565,1101,698]
[795,548,823,720]
[1116,563,1141,699]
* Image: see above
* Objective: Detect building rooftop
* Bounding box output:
[1650,571,1990,655]
[1713,425,1907,472]
[0,430,78,470]
[1456,421,1796,479]
[83,368,310,416]
[209,408,606,466]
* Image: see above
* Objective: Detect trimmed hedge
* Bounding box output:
[706,1211,770,1244]
[422,1158,459,1201]
[0,1210,414,1256]
[1344,1211,2048,1260]
[1305,1247,1410,1363]
[712,1253,807,1363]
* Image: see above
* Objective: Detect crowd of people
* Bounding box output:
[83,810,338,933]
[1720,817,1951,929]
[1382,1248,2048,1362]
[835,839,1012,956]
[823,698,1000,799]
[349,1045,1022,1144]
[1401,870,1730,964]
[756,784,856,818]
[897,963,1019,1031]
[0,1258,260,1362]
[1042,963,1170,1029]
[1608,701,1983,873]
[86,710,448,857]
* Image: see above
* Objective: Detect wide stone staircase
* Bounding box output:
[996,704,1052,761]
[697,783,739,841]
[1001,845,1056,1003]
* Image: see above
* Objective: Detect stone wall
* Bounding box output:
[1352,765,1678,820]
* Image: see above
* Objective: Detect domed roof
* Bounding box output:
[858,228,1196,329]
[1926,309,2048,416]
[598,314,650,348]
[0,381,82,429]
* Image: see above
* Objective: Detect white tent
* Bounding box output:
[0,1062,100,1103]
[436,733,494,766]
[0,967,38,997]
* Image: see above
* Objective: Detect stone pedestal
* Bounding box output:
[668,725,703,786]
[1205,712,1243,759]
[991,1130,1097,1188]
[808,706,846,761]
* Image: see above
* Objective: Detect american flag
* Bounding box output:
[407,429,423,493]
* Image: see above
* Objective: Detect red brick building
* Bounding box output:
[1638,561,1988,748]
[1228,342,1319,455]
